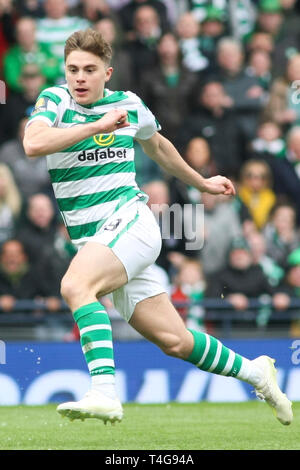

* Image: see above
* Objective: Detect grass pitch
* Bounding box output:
[0,402,299,450]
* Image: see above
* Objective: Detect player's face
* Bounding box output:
[65,50,113,105]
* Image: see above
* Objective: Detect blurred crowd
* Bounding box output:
[0,0,300,336]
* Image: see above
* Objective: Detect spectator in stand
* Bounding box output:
[125,4,163,92]
[199,6,228,73]
[177,80,243,177]
[105,0,132,8]
[227,0,257,42]
[286,125,300,178]
[3,16,60,94]
[171,258,207,332]
[0,163,22,245]
[0,0,16,76]
[232,190,254,230]
[15,0,45,18]
[0,117,51,199]
[263,202,300,268]
[238,159,276,230]
[175,11,209,74]
[263,53,300,128]
[118,0,169,41]
[216,37,266,144]
[255,0,300,78]
[69,0,113,22]
[141,179,191,275]
[0,239,61,313]
[246,31,274,55]
[139,31,198,142]
[169,137,217,207]
[280,0,300,36]
[246,229,285,288]
[156,0,189,28]
[188,0,221,23]
[184,137,217,179]
[249,123,300,222]
[198,193,244,277]
[272,247,300,336]
[167,138,243,278]
[205,236,284,311]
[45,216,78,297]
[0,63,46,145]
[36,0,90,83]
[94,17,134,91]
[264,126,300,222]
[246,49,273,91]
[17,193,58,267]
[250,120,286,160]
[189,0,257,42]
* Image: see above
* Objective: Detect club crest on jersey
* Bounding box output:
[93,133,115,147]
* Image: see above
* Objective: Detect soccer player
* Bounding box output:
[23,29,292,426]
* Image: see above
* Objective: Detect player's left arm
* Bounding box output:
[136,132,236,196]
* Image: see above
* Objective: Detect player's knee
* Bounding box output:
[60,275,86,305]
[160,336,186,359]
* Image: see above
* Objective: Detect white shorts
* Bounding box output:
[73,200,166,321]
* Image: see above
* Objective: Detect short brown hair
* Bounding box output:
[64,28,112,65]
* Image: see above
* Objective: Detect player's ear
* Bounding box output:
[105,66,113,82]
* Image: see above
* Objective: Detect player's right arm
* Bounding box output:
[23,108,129,157]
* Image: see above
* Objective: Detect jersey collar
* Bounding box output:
[79,89,128,108]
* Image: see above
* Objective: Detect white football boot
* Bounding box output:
[252,355,293,425]
[57,389,123,424]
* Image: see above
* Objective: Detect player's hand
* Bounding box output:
[92,109,130,134]
[202,175,236,196]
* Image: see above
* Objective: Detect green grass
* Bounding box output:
[0,402,299,450]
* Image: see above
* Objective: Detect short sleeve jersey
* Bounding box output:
[28,84,161,243]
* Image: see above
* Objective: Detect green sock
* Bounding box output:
[186,329,252,380]
[73,301,115,377]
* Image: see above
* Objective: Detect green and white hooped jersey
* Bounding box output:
[28,84,161,244]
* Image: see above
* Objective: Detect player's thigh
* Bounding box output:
[62,241,128,296]
[129,292,194,357]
